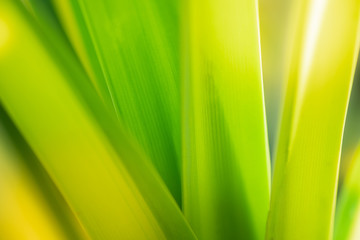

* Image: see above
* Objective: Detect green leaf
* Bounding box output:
[266,1,360,239]
[335,145,360,240]
[0,1,195,239]
[0,106,88,240]
[182,0,270,239]
[52,0,183,204]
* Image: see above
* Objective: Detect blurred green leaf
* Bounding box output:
[52,0,183,204]
[0,1,195,239]
[182,0,270,239]
[335,144,360,240]
[266,0,360,239]
[0,106,88,240]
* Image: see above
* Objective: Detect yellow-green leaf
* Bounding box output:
[267,0,360,239]
[182,0,270,239]
[0,1,196,239]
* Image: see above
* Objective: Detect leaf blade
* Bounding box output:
[266,1,360,239]
[182,0,270,239]
[0,2,196,239]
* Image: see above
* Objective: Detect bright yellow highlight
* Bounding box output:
[267,0,360,239]
[0,20,9,48]
[350,206,360,240]
[0,135,66,240]
[298,0,327,96]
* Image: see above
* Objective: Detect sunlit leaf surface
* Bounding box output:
[182,0,270,239]
[267,0,360,239]
[0,1,195,239]
[0,107,86,240]
[52,0,183,204]
[1,0,360,239]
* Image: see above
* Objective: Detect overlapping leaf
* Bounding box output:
[267,0,360,239]
[52,0,183,204]
[0,1,195,239]
[0,106,87,240]
[335,144,360,240]
[182,0,270,239]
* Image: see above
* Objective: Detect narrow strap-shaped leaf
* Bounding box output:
[182,0,270,239]
[0,1,196,239]
[0,106,88,240]
[52,0,183,204]
[267,0,360,239]
[334,145,360,240]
